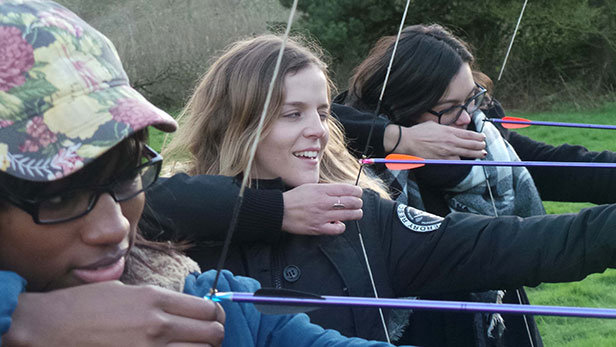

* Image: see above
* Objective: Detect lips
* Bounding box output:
[72,251,127,283]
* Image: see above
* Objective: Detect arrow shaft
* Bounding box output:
[362,158,616,169]
[490,118,616,130]
[214,292,616,319]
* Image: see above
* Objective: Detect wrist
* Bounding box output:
[4,292,42,345]
[383,124,401,153]
[281,191,292,233]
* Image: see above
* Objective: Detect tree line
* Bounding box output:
[56,0,615,110]
[279,0,616,110]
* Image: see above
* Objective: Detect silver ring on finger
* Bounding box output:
[332,198,345,209]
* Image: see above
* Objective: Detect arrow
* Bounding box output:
[209,289,616,319]
[487,116,616,130]
[360,154,616,171]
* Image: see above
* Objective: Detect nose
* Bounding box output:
[303,112,327,138]
[79,193,130,246]
[455,109,472,127]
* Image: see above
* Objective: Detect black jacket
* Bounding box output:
[144,176,616,343]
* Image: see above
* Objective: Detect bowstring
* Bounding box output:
[482,2,534,344]
[496,0,529,83]
[353,0,413,343]
[209,0,299,295]
[355,0,411,184]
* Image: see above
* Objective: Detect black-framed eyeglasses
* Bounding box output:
[2,144,162,225]
[427,84,487,125]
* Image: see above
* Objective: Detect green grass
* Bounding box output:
[149,128,171,153]
[149,104,616,345]
[527,271,616,347]
[149,108,181,153]
[512,103,616,346]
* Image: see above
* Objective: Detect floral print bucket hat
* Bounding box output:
[0,0,177,182]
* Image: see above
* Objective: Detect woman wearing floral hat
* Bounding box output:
[0,1,401,346]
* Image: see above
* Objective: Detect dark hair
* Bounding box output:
[347,24,477,127]
[0,130,147,211]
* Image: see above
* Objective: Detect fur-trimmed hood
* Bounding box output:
[120,245,200,292]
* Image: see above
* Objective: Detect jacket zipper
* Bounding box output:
[271,247,283,288]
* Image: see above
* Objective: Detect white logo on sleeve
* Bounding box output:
[396,204,442,232]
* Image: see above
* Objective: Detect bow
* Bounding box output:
[209,0,299,294]
[482,2,534,343]
[349,0,413,342]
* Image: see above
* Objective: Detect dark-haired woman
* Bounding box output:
[334,23,616,346]
[340,23,615,214]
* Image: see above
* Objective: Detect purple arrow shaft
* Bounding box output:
[361,158,616,169]
[213,292,616,319]
[489,118,616,130]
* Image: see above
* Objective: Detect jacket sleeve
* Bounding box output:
[505,131,616,204]
[142,173,283,243]
[485,99,616,204]
[183,270,400,347]
[379,197,616,296]
[0,271,26,343]
[331,103,389,158]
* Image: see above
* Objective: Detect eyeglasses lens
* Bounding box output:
[35,149,161,224]
[441,90,486,125]
[468,93,485,114]
[113,164,158,201]
[38,190,95,223]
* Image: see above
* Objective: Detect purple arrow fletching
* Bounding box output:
[214,292,616,319]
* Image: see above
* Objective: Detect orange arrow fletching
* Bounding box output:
[501,116,531,129]
[384,154,426,170]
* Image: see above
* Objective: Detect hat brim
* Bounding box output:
[0,84,177,182]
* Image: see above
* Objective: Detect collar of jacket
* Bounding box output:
[233,175,292,191]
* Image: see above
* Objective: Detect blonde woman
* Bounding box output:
[0,3,406,346]
[155,35,616,343]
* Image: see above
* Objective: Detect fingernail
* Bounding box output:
[482,150,487,157]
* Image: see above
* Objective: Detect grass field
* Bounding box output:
[149,103,616,346]
[511,103,616,346]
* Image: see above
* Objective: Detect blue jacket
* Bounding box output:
[0,271,25,342]
[0,270,399,346]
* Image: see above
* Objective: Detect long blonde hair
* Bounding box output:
[165,35,389,198]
